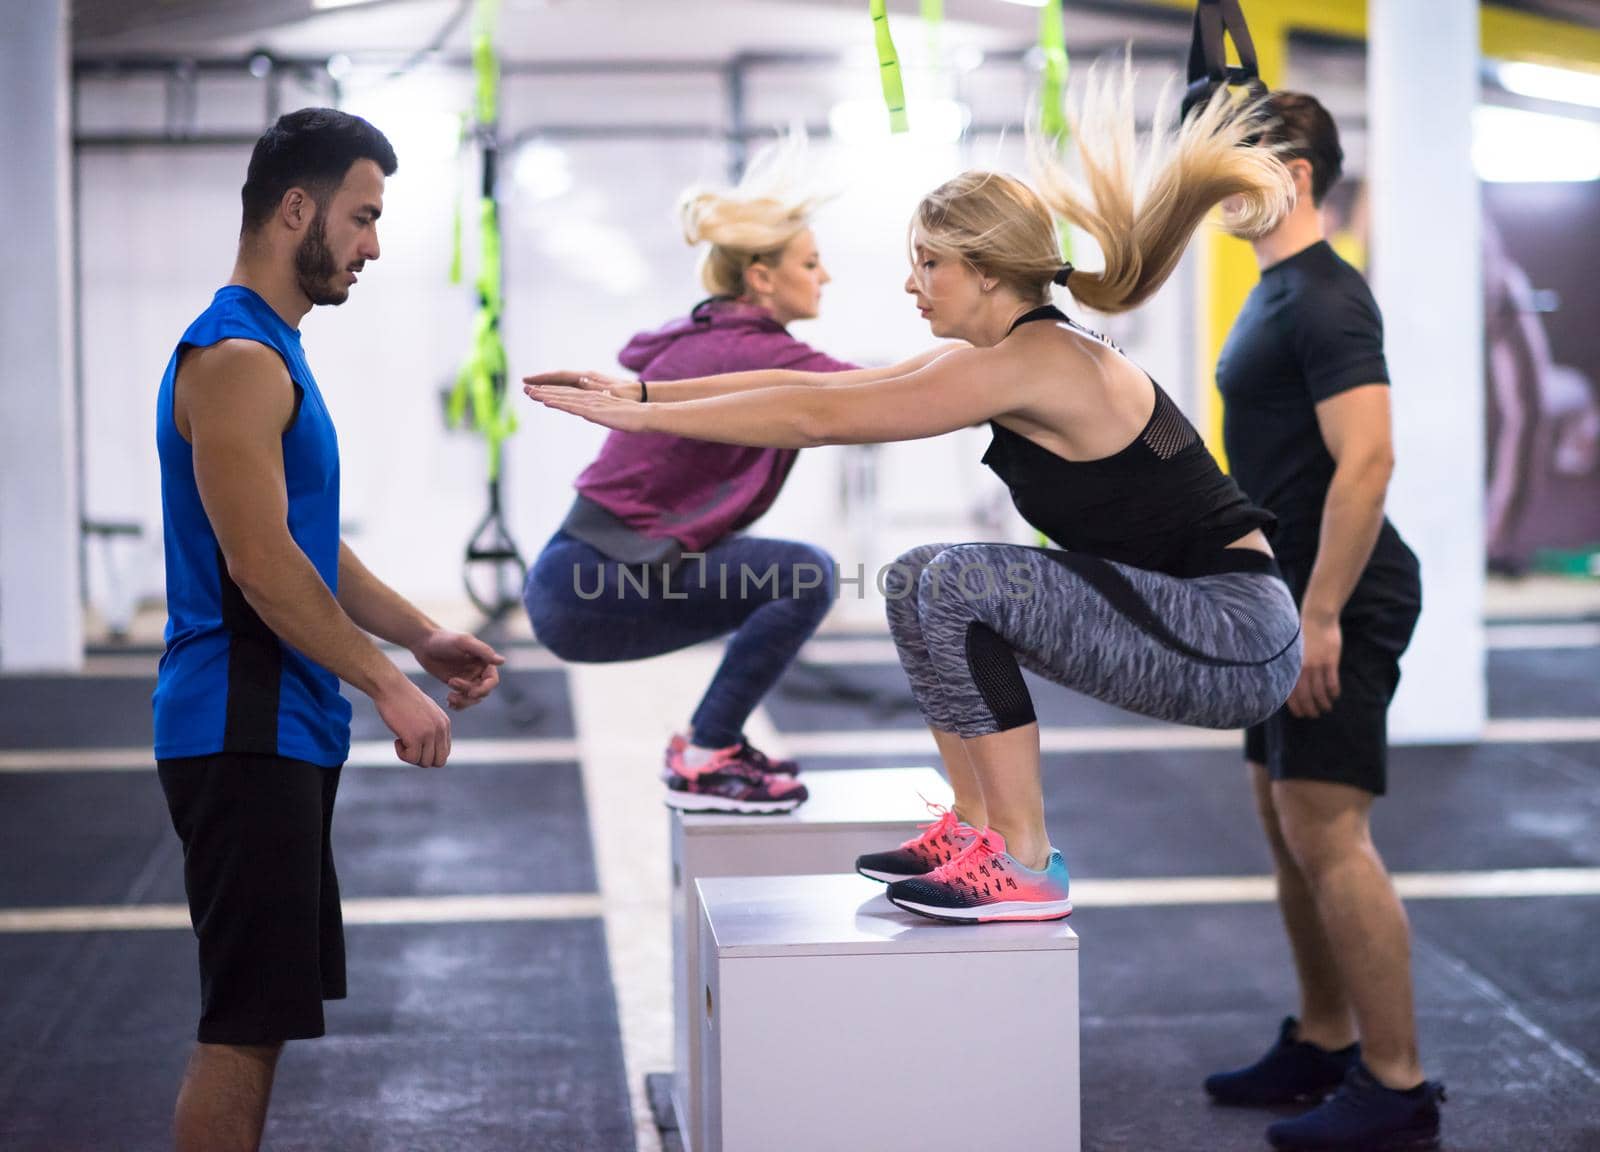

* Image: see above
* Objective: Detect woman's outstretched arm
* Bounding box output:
[526,345,1015,448]
[522,344,961,403]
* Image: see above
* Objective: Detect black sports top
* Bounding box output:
[981,305,1276,578]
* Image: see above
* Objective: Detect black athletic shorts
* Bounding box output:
[158,752,346,1045]
[1245,530,1421,796]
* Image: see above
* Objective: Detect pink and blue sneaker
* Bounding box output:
[855,801,978,883]
[885,827,1072,923]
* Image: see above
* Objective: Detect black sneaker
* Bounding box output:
[1266,1064,1445,1152]
[1205,1017,1360,1107]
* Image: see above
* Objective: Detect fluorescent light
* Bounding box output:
[1473,105,1600,183]
[997,0,1049,7]
[1498,61,1600,110]
[312,0,384,10]
[829,98,970,144]
[513,143,573,202]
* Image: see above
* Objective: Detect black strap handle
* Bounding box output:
[1181,0,1266,122]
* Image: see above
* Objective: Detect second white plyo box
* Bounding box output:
[671,764,952,1152]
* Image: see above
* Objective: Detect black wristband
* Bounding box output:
[639,379,649,403]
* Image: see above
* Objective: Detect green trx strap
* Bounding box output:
[1038,0,1073,266]
[870,0,910,134]
[1038,0,1068,140]
[449,113,467,286]
[921,0,944,74]
[448,0,517,480]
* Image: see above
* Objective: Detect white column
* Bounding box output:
[0,0,83,671]
[1369,0,1484,741]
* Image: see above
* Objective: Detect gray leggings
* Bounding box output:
[884,543,1303,738]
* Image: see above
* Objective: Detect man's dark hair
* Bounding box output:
[1259,91,1343,207]
[240,107,398,234]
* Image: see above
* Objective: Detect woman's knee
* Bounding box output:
[882,543,955,621]
[788,543,837,602]
[915,543,1017,618]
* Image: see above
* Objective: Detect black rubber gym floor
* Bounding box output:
[2,641,1597,1149]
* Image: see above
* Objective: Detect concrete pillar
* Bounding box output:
[1369,0,1484,740]
[0,0,83,670]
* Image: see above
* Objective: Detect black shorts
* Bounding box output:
[158,752,346,1045]
[1246,531,1421,796]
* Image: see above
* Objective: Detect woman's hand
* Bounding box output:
[524,382,654,432]
[521,369,641,400]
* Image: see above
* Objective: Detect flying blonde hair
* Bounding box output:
[913,64,1294,314]
[677,132,831,297]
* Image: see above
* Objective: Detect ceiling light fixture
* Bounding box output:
[1497,61,1600,110]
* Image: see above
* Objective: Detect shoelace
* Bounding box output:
[925,830,1008,887]
[899,799,967,859]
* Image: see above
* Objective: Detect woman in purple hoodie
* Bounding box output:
[524,143,857,815]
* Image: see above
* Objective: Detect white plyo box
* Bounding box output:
[672,766,952,1152]
[697,873,1080,1152]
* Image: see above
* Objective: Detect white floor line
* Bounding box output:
[1071,867,1600,908]
[804,627,1600,662]
[79,646,565,678]
[568,653,735,1152]
[6,866,1596,935]
[0,737,581,773]
[797,637,902,665]
[1487,622,1600,650]
[9,714,1600,774]
[1482,717,1600,743]
[1422,940,1600,1088]
[0,892,604,934]
[780,717,1600,759]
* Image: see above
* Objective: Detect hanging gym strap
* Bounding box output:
[1037,0,1069,140]
[1037,0,1073,268]
[449,0,517,481]
[1180,0,1265,121]
[450,0,526,618]
[870,0,910,133]
[921,0,945,75]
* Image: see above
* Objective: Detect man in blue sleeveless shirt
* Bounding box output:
[1206,94,1443,1152]
[154,108,505,1152]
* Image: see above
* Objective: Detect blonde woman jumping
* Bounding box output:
[526,77,1302,918]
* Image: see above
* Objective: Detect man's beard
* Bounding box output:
[295,215,349,306]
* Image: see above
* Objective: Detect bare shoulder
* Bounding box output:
[180,338,291,390]
[998,314,1128,393]
[176,339,295,438]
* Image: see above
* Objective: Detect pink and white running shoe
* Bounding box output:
[886,827,1072,923]
[855,801,978,883]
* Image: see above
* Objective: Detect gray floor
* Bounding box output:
[1,639,1598,1149]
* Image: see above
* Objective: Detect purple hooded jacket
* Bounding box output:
[572,298,855,554]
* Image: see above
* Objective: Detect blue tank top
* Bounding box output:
[153,285,352,766]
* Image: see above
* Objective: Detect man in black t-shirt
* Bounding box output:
[1205,93,1444,1152]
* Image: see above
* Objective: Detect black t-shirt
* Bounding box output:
[1217,241,1412,585]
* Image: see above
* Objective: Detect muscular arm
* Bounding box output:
[180,340,406,702]
[1287,383,1395,718]
[1302,384,1396,624]
[337,541,436,649]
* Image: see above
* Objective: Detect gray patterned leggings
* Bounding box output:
[884,543,1303,738]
